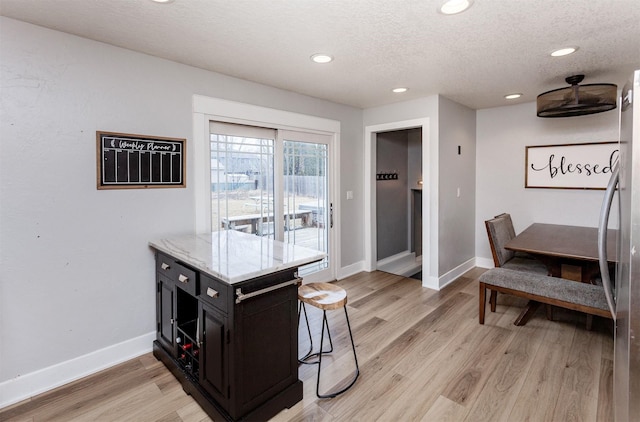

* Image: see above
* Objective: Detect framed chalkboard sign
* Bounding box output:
[525,141,618,190]
[96,131,186,189]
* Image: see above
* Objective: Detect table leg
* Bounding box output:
[514,301,542,326]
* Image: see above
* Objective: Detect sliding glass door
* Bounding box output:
[280,130,330,278]
[209,122,276,237]
[209,123,332,280]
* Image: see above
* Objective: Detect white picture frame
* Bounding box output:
[525,141,619,190]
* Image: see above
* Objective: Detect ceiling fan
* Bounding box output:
[537,74,617,118]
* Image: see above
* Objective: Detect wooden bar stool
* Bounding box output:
[298,282,360,398]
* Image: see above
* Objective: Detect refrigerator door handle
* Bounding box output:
[598,162,619,319]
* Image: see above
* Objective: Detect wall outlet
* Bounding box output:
[346,190,354,200]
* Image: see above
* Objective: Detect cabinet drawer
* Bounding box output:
[156,253,177,279]
[199,275,228,313]
[156,253,198,296]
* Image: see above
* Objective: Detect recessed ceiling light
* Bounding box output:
[505,93,522,100]
[551,47,578,57]
[392,87,408,93]
[310,54,333,64]
[439,0,473,15]
[151,0,174,3]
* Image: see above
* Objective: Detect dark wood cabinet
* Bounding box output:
[231,279,299,416]
[200,301,228,407]
[152,250,303,421]
[156,274,176,355]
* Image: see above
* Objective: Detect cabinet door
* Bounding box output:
[156,274,176,355]
[234,283,299,414]
[200,302,228,407]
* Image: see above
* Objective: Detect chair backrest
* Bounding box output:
[493,213,516,239]
[485,215,516,267]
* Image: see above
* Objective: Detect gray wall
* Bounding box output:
[475,101,619,266]
[364,96,477,283]
[0,16,364,401]
[3,11,617,406]
[438,96,477,274]
[376,130,409,260]
[408,129,423,255]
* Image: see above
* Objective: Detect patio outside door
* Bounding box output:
[209,123,332,281]
[280,130,331,280]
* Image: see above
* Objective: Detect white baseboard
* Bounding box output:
[0,331,155,409]
[422,274,440,290]
[438,257,477,290]
[337,260,366,280]
[377,251,421,277]
[475,257,495,269]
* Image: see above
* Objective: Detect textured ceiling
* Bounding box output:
[1,0,639,110]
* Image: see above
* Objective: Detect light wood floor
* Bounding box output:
[1,268,614,421]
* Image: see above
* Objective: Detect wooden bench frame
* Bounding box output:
[479,269,613,328]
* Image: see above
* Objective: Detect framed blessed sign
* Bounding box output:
[97,131,186,189]
[525,141,618,190]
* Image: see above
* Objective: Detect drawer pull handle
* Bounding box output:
[207,287,219,298]
[178,274,189,283]
[161,262,170,270]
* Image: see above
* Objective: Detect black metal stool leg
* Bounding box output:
[298,302,334,364]
[316,307,360,398]
[297,301,313,362]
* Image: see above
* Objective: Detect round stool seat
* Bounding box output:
[298,282,347,310]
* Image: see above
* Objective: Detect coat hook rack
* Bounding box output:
[376,172,398,181]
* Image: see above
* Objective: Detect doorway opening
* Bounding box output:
[364,117,436,289]
[375,128,422,278]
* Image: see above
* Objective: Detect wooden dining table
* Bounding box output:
[503,223,617,325]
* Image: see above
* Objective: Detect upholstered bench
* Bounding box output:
[479,268,613,326]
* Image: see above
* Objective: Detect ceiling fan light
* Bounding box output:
[537,75,617,118]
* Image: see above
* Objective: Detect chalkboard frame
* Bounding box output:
[96,131,186,190]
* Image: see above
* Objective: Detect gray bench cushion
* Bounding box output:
[479,268,609,311]
[501,257,548,275]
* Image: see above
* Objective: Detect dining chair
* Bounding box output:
[493,213,537,260]
[485,214,549,312]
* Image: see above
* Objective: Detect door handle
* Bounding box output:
[598,162,618,319]
[330,203,334,228]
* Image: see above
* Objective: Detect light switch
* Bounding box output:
[457,187,461,197]
[346,190,354,200]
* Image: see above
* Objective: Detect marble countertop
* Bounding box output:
[149,231,325,284]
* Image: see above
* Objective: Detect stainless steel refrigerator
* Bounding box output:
[599,69,640,421]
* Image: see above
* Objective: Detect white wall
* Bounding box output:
[475,101,619,266]
[0,17,363,406]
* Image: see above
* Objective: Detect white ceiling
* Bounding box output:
[1,0,639,110]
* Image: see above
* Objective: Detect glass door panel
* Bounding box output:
[209,123,333,280]
[281,133,330,277]
[209,123,275,237]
